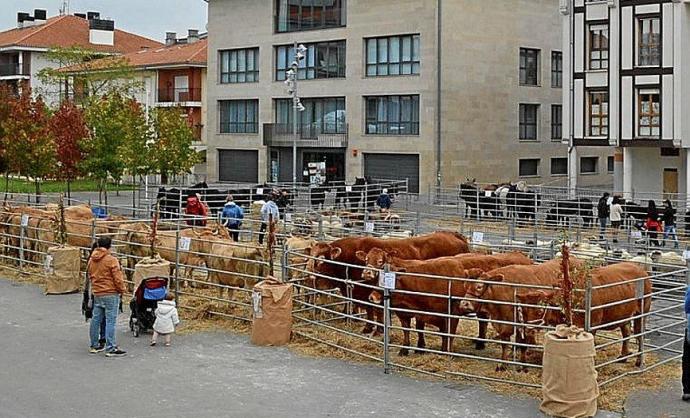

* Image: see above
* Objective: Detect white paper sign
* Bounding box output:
[252,291,263,319]
[472,231,484,243]
[630,231,643,239]
[379,271,396,289]
[285,213,292,222]
[256,188,264,196]
[20,214,29,227]
[365,222,375,233]
[683,250,690,261]
[345,186,352,192]
[178,237,192,251]
[484,190,493,197]
[44,255,54,274]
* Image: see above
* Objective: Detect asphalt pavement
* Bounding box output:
[0,278,628,418]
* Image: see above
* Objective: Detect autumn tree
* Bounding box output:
[117,100,151,209]
[0,85,12,199]
[49,101,89,201]
[148,107,201,184]
[2,88,56,200]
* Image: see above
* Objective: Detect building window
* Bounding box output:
[219,100,258,133]
[519,159,540,177]
[638,89,660,137]
[519,104,539,141]
[638,17,661,66]
[551,51,562,88]
[607,156,614,173]
[365,34,420,77]
[276,41,346,81]
[275,0,345,33]
[519,48,539,86]
[220,48,259,83]
[365,95,420,135]
[275,97,346,134]
[551,105,562,140]
[551,158,568,176]
[589,24,609,70]
[588,92,608,137]
[580,157,599,174]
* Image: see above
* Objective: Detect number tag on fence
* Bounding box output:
[256,188,264,196]
[683,250,690,261]
[379,271,396,289]
[285,213,292,222]
[252,291,263,319]
[631,230,643,239]
[472,231,484,243]
[20,214,29,227]
[178,237,191,251]
[44,255,54,274]
[345,186,352,192]
[484,191,492,198]
[365,222,375,233]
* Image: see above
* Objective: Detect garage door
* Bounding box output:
[364,153,420,193]
[218,150,259,183]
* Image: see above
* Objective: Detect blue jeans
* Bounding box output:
[90,294,120,352]
[599,218,608,238]
[663,225,679,248]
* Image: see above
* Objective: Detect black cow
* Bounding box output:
[622,201,649,222]
[506,189,541,222]
[310,184,328,209]
[459,182,501,219]
[546,198,594,228]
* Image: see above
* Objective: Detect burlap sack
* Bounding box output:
[251,277,293,346]
[541,325,599,418]
[45,246,81,295]
[133,255,171,290]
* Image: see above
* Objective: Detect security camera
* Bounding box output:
[296,52,305,60]
[291,61,299,68]
[297,44,307,54]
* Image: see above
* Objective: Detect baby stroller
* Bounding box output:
[129,276,169,337]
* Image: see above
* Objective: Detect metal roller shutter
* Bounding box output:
[363,153,420,193]
[218,150,259,183]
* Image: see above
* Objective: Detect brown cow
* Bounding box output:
[308,231,470,334]
[206,240,268,301]
[458,259,568,371]
[517,261,651,367]
[363,250,533,354]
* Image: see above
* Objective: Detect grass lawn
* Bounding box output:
[2,178,136,194]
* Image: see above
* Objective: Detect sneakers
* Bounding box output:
[89,344,105,354]
[105,349,127,357]
[150,341,156,347]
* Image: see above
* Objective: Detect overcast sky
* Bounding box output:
[1,0,208,42]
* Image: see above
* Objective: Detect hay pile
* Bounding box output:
[0,265,48,290]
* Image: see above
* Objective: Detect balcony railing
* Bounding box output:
[157,88,201,103]
[264,123,348,148]
[0,63,30,77]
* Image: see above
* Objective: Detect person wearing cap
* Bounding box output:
[376,188,392,212]
[221,195,244,242]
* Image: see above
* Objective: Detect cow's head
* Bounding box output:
[368,290,383,305]
[356,247,397,283]
[306,242,342,290]
[457,272,503,315]
[516,290,560,327]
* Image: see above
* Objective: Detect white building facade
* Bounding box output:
[562,0,690,199]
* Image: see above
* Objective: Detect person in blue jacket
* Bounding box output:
[683,286,690,402]
[221,195,244,242]
[376,188,392,212]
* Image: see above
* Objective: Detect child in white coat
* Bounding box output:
[151,293,180,347]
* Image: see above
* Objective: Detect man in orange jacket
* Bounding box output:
[87,237,127,357]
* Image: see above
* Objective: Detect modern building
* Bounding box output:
[206,0,612,193]
[562,0,690,198]
[0,10,161,103]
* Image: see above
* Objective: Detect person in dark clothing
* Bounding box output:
[597,192,610,240]
[662,199,679,249]
[682,286,690,401]
[185,192,208,227]
[646,200,661,247]
[376,188,392,211]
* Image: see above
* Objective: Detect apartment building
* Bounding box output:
[206,0,612,193]
[0,10,161,104]
[562,0,690,197]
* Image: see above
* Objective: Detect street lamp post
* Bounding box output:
[285,42,307,186]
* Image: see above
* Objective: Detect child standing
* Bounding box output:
[150,293,180,347]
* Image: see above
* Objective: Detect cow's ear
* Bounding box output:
[303,247,311,256]
[330,247,342,260]
[355,250,367,262]
[465,268,483,279]
[488,273,504,282]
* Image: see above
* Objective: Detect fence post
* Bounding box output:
[281,242,289,284]
[549,241,555,259]
[415,210,421,236]
[383,263,391,375]
[584,278,592,333]
[174,219,181,303]
[686,259,690,287]
[475,187,480,221]
[318,215,324,240]
[509,216,516,242]
[177,188,183,220]
[19,222,25,270]
[636,275,646,369]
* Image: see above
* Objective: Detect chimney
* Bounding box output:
[89,18,115,46]
[87,11,100,20]
[74,13,87,19]
[188,29,200,44]
[165,32,177,47]
[33,9,47,25]
[17,12,29,29]
[23,16,35,28]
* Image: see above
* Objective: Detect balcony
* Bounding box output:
[0,63,30,77]
[263,123,348,148]
[157,88,202,105]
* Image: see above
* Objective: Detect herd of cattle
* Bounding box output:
[0,203,659,372]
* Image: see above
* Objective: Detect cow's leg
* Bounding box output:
[414,318,427,354]
[617,322,633,363]
[447,318,459,353]
[398,315,412,356]
[633,317,644,367]
[496,330,511,372]
[474,313,488,350]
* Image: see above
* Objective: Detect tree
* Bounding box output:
[148,107,201,184]
[117,100,151,211]
[36,46,142,108]
[2,88,56,200]
[0,85,12,200]
[49,101,89,201]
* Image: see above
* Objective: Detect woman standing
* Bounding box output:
[609,196,623,243]
[662,199,679,249]
[645,200,661,247]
